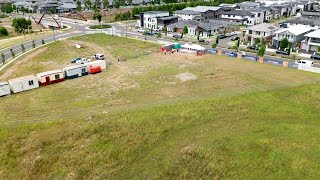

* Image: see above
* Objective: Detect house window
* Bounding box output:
[55,74,60,80]
[28,80,34,86]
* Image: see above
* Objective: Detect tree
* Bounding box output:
[85,0,92,10]
[216,36,219,45]
[32,40,35,48]
[42,39,45,45]
[12,4,16,12]
[287,42,291,55]
[212,43,217,48]
[163,26,167,36]
[257,44,266,57]
[21,44,25,52]
[317,47,320,52]
[12,18,32,34]
[76,1,82,11]
[183,26,188,34]
[254,38,260,45]
[157,33,161,39]
[236,39,240,51]
[10,48,15,58]
[92,3,98,12]
[49,7,55,14]
[1,3,13,13]
[97,13,102,23]
[1,53,5,64]
[0,27,9,36]
[279,37,289,50]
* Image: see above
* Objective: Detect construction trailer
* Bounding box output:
[63,65,89,79]
[37,70,64,86]
[8,75,40,94]
[85,60,107,74]
[0,81,11,97]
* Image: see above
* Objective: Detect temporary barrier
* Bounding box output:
[263,57,283,66]
[298,64,320,73]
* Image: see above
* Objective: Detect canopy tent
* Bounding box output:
[180,43,206,55]
[191,44,205,51]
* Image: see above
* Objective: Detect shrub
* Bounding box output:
[89,24,111,29]
[42,39,45,44]
[212,43,217,48]
[0,26,9,36]
[21,44,25,52]
[1,53,5,63]
[32,40,35,48]
[10,48,15,57]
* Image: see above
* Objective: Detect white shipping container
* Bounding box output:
[0,81,11,97]
[8,75,39,94]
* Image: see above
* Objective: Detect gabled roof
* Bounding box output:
[275,25,312,36]
[304,29,320,38]
[246,23,279,32]
[222,10,254,16]
[284,17,320,26]
[184,6,221,12]
[157,16,179,20]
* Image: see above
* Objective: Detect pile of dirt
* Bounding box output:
[175,73,197,82]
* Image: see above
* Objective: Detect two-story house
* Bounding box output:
[302,29,320,52]
[173,10,201,21]
[272,25,313,50]
[183,6,224,19]
[283,17,320,30]
[137,11,170,30]
[245,23,279,45]
[220,10,256,25]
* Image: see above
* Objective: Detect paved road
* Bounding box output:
[0,16,89,64]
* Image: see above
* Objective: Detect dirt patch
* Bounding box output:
[175,73,197,82]
[0,47,47,80]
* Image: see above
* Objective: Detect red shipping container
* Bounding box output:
[89,65,102,74]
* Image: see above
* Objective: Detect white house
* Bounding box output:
[272,25,313,49]
[220,10,257,25]
[283,17,320,30]
[8,75,39,94]
[136,11,169,30]
[173,10,201,20]
[302,29,320,52]
[245,23,279,45]
[0,81,10,97]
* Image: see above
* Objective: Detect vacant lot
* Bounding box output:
[1,34,320,179]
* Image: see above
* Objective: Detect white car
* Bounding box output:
[92,53,105,60]
[75,58,88,64]
[137,29,145,33]
[295,60,314,67]
[225,33,231,37]
[231,32,237,36]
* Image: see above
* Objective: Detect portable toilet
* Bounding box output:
[0,81,10,97]
[85,60,107,74]
[173,43,181,50]
[8,75,39,94]
[63,65,89,79]
[37,70,64,86]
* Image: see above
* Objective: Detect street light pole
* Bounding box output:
[126,21,128,38]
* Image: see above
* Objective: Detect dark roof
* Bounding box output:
[301,11,320,17]
[284,17,320,26]
[168,19,233,31]
[157,16,179,20]
[174,10,201,15]
[222,10,254,16]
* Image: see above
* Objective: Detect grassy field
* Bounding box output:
[1,34,320,179]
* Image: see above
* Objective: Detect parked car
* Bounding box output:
[218,34,226,39]
[145,31,154,36]
[225,33,231,37]
[75,58,88,64]
[247,45,259,51]
[311,53,320,60]
[92,53,105,60]
[276,49,289,55]
[295,60,314,66]
[173,34,181,38]
[198,39,209,44]
[230,32,237,36]
[137,29,145,33]
[70,57,82,63]
[231,37,240,41]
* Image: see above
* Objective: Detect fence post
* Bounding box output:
[237,52,242,60]
[218,49,222,55]
[258,56,263,63]
[283,61,288,68]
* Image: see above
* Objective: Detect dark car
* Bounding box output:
[198,39,209,44]
[247,45,259,51]
[231,37,240,41]
[173,34,181,38]
[311,53,320,60]
[218,34,226,39]
[69,57,82,63]
[276,49,289,55]
[145,31,154,36]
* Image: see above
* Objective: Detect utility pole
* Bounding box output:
[126,21,128,38]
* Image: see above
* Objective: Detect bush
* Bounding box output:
[0,14,9,18]
[42,39,45,44]
[0,26,9,36]
[10,48,15,57]
[32,40,35,48]
[1,53,5,63]
[212,43,217,48]
[89,24,111,29]
[21,44,25,52]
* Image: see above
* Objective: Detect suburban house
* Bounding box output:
[301,2,320,18]
[58,2,77,13]
[219,3,239,9]
[270,5,292,17]
[236,1,261,10]
[173,10,201,21]
[282,17,320,30]
[245,23,279,45]
[136,11,170,30]
[302,29,320,52]
[167,20,232,37]
[156,16,179,30]
[272,25,313,50]
[174,6,226,20]
[220,10,257,25]
[258,6,274,22]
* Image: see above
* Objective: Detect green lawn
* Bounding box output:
[1,34,320,179]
